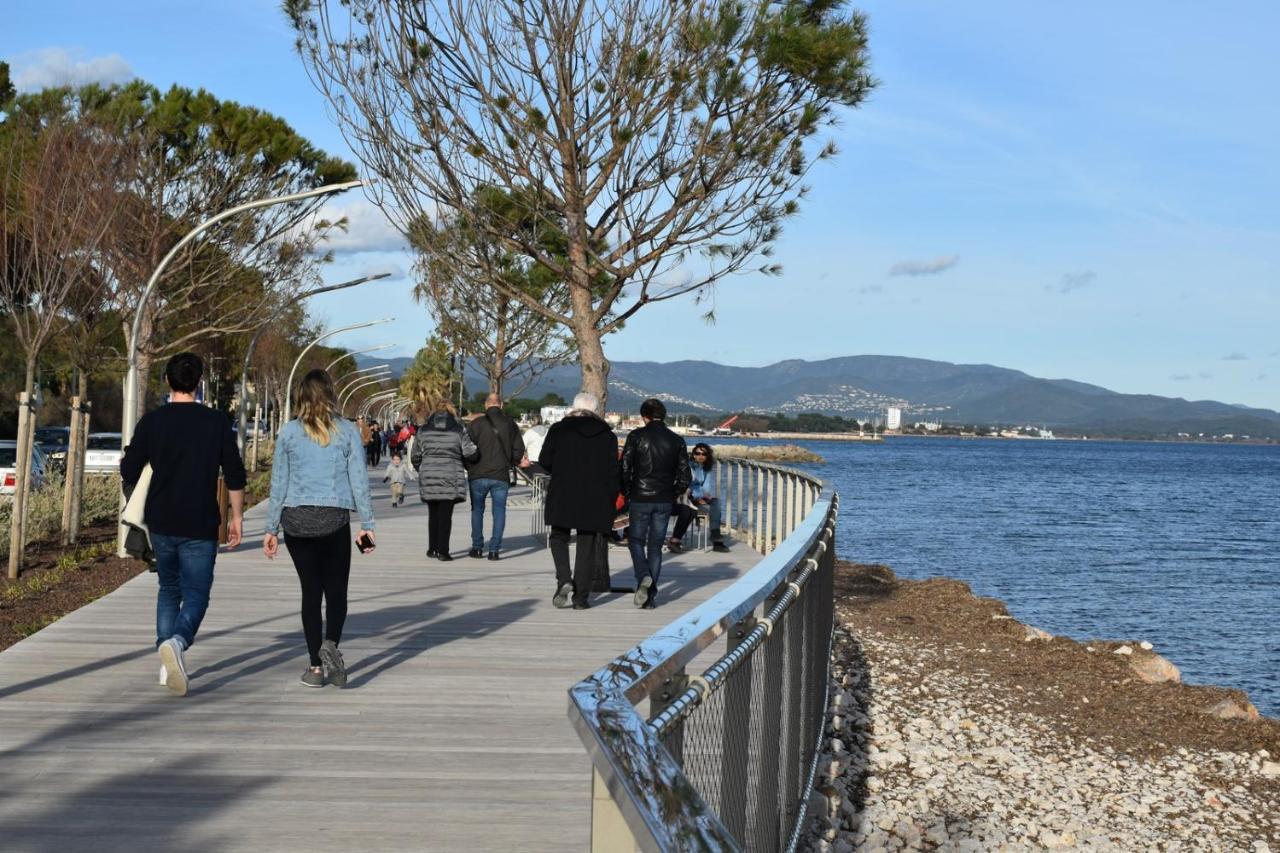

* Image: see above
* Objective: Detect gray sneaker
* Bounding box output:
[319,640,347,688]
[158,638,188,696]
[634,576,653,609]
[552,583,573,609]
[300,667,325,688]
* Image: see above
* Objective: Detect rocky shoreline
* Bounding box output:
[802,563,1279,852]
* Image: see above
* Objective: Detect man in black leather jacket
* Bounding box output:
[620,398,691,608]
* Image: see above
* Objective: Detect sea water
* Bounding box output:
[737,436,1279,717]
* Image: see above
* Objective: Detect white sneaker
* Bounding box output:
[159,664,168,686]
[158,638,189,696]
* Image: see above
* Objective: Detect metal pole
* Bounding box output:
[237,272,391,454]
[125,179,364,450]
[281,317,393,423]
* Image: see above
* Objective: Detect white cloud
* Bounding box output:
[1049,271,1096,294]
[12,48,133,91]
[315,199,408,254]
[1221,352,1248,361]
[1170,373,1191,381]
[888,254,959,277]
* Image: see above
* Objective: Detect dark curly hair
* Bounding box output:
[690,442,715,470]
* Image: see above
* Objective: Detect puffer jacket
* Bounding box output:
[620,420,691,503]
[265,418,376,535]
[411,411,479,503]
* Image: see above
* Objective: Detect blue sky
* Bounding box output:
[7,1,1278,409]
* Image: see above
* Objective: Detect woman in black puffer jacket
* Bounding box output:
[410,400,479,561]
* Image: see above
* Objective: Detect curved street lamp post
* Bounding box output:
[334,365,391,396]
[282,318,393,423]
[326,344,395,373]
[237,272,391,454]
[361,389,398,417]
[122,179,365,450]
[340,375,393,414]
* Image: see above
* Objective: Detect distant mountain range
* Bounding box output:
[358,354,1280,439]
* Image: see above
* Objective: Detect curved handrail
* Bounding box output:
[568,458,837,851]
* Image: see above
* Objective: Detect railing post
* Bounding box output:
[650,669,690,764]
[735,462,744,537]
[720,614,756,842]
[592,768,639,853]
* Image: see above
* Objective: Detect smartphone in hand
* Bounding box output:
[356,532,376,553]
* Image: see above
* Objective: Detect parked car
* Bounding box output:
[84,432,124,473]
[1,440,48,495]
[34,426,71,470]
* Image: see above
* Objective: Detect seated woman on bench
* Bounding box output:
[668,443,730,553]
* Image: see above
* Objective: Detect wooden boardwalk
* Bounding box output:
[0,476,758,852]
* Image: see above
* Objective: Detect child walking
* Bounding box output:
[384,452,410,507]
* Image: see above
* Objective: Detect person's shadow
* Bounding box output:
[341,596,539,688]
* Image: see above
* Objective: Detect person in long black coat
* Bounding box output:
[539,393,619,609]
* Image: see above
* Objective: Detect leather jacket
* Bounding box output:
[621,420,691,503]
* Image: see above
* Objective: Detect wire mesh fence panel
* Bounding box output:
[570,461,838,853]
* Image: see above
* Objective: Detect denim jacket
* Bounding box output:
[689,462,718,501]
[265,419,376,535]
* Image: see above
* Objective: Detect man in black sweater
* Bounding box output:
[120,353,246,696]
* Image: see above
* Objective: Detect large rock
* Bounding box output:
[1203,697,1260,720]
[1129,652,1181,684]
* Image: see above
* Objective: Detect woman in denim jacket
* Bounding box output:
[263,369,376,688]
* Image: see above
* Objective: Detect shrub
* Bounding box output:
[0,472,121,553]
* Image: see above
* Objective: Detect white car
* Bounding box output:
[84,432,124,473]
[1,440,48,495]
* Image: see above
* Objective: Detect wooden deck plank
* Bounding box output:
[0,475,757,852]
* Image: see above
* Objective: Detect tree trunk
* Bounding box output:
[570,308,609,411]
[490,311,508,399]
[68,388,91,544]
[7,361,37,578]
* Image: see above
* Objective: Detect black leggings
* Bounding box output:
[285,523,351,666]
[427,499,454,555]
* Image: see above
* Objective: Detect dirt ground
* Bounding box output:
[0,523,148,651]
[833,561,1279,767]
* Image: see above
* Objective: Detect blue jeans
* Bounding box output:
[151,533,218,649]
[470,478,510,552]
[628,501,673,595]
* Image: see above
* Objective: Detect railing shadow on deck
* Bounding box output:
[567,459,840,852]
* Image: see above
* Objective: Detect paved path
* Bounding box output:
[0,476,757,852]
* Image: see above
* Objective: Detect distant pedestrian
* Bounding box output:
[383,452,410,507]
[466,393,527,560]
[263,369,376,689]
[539,392,618,609]
[368,422,382,467]
[620,398,691,609]
[411,399,479,561]
[120,352,246,697]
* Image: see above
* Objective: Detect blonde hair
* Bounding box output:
[294,369,339,446]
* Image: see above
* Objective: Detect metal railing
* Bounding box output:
[569,458,837,852]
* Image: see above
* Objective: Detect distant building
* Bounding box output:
[540,405,571,425]
[885,407,902,432]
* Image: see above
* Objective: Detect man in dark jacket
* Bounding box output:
[120,352,246,697]
[620,398,691,609]
[539,392,618,609]
[465,394,527,560]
